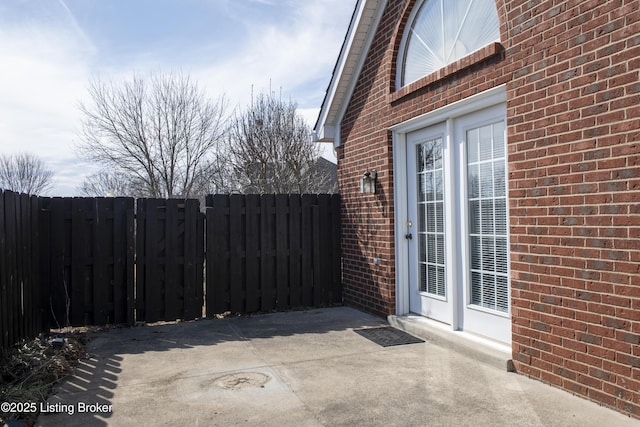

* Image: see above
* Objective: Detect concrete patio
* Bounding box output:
[37,307,637,426]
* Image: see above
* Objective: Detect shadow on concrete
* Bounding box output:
[37,307,386,426]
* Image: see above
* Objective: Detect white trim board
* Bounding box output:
[392,85,507,319]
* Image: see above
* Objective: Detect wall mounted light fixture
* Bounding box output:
[360,169,377,194]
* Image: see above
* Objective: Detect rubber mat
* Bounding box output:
[353,326,425,347]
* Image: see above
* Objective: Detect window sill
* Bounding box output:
[391,42,502,103]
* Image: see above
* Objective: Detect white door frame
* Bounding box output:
[392,85,507,333]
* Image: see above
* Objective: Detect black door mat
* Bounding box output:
[354,326,425,347]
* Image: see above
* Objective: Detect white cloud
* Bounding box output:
[0,3,95,195]
[0,0,354,195]
[194,0,354,114]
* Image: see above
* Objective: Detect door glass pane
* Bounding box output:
[417,138,446,297]
[468,164,479,198]
[467,121,508,312]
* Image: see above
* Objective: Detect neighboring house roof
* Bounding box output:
[310,157,338,193]
[313,0,388,146]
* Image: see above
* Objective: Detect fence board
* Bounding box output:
[301,195,314,308]
[29,195,41,337]
[14,193,24,341]
[318,194,333,305]
[93,198,110,325]
[0,191,7,349]
[47,198,68,328]
[135,200,146,321]
[275,195,289,310]
[289,195,302,308]
[112,198,135,325]
[245,195,260,312]
[38,200,51,331]
[183,200,203,320]
[70,198,87,326]
[142,199,161,322]
[207,195,230,314]
[260,195,276,312]
[164,200,179,321]
[229,195,244,313]
[5,193,18,344]
[16,194,26,342]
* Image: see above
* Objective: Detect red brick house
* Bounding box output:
[314,0,639,417]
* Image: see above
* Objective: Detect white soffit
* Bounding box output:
[314,0,388,145]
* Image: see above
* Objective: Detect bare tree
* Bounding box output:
[0,152,54,195]
[224,91,334,194]
[77,170,142,197]
[77,72,227,198]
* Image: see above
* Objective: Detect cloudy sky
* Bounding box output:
[0,0,355,196]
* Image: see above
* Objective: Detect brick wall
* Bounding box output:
[505,0,640,417]
[337,0,639,417]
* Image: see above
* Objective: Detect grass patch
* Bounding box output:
[0,332,89,425]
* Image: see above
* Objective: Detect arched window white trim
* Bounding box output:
[396,0,501,89]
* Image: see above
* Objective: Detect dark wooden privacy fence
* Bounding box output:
[39,197,135,328]
[206,194,341,314]
[1,191,341,350]
[136,199,204,323]
[0,191,44,350]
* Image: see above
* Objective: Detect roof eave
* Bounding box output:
[313,0,388,145]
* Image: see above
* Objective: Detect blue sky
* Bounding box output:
[0,0,355,196]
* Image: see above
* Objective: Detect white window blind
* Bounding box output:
[417,138,445,297]
[467,121,508,312]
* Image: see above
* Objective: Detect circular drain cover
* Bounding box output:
[210,372,271,390]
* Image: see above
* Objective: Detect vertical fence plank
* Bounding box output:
[70,199,86,326]
[301,195,315,307]
[182,199,196,320]
[15,193,25,341]
[207,195,230,314]
[112,199,125,324]
[275,194,289,310]
[289,195,302,308]
[48,198,67,328]
[38,198,51,331]
[260,195,276,311]
[195,208,205,318]
[125,199,136,325]
[22,195,36,340]
[112,198,135,325]
[135,199,146,321]
[312,203,322,307]
[164,200,179,321]
[0,191,8,349]
[93,198,110,324]
[5,192,18,344]
[29,196,41,338]
[229,195,245,313]
[18,194,30,342]
[318,194,333,305]
[144,199,162,323]
[244,195,260,312]
[183,199,203,320]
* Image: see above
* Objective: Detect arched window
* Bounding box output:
[399,0,500,87]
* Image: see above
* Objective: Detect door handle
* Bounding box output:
[405,233,413,240]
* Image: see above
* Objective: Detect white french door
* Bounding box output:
[407,123,449,323]
[405,103,511,344]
